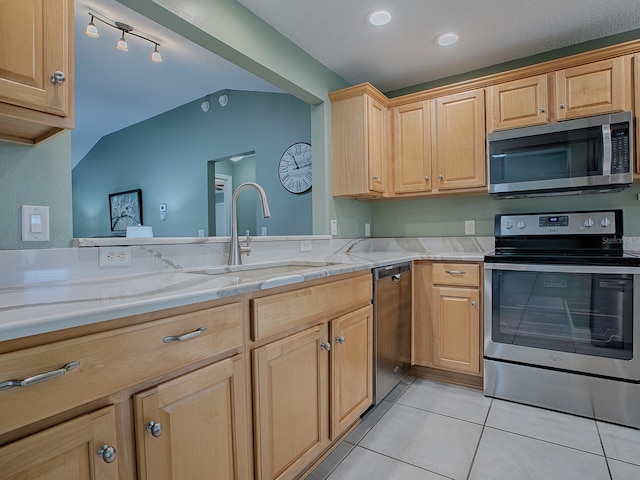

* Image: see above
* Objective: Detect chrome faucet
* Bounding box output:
[228,182,271,266]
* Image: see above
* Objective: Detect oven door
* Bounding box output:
[484,262,640,380]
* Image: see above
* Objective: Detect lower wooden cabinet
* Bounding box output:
[0,405,118,479]
[432,286,480,374]
[253,324,330,480]
[413,262,483,376]
[330,305,373,439]
[134,355,250,480]
[252,305,374,480]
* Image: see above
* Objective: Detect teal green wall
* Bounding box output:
[72,91,311,237]
[387,29,640,97]
[0,133,73,249]
[372,184,640,237]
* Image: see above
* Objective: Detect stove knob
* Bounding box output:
[517,220,526,229]
[600,217,611,228]
[583,218,595,228]
[504,220,513,230]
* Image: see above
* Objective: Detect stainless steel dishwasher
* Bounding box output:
[372,262,412,404]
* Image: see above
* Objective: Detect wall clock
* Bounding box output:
[278,142,312,194]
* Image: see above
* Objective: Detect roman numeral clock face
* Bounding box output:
[278,142,312,194]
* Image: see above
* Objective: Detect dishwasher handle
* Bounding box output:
[373,262,411,281]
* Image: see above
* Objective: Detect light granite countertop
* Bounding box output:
[0,237,493,342]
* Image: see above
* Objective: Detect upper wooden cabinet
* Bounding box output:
[0,0,74,144]
[555,57,630,120]
[330,84,389,197]
[486,57,632,132]
[391,90,486,196]
[434,89,486,191]
[486,75,549,131]
[392,101,433,194]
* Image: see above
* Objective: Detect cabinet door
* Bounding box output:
[134,355,250,480]
[253,324,329,480]
[486,75,549,131]
[0,406,118,479]
[392,101,433,194]
[555,57,628,120]
[0,0,71,117]
[367,95,388,194]
[432,287,480,374]
[330,305,373,439]
[435,89,486,190]
[412,262,433,367]
[635,54,640,175]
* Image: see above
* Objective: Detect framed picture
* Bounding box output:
[109,189,143,232]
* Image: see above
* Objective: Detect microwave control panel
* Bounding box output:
[611,125,630,174]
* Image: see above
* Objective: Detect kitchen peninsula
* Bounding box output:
[0,236,489,479]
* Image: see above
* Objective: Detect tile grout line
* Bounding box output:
[465,396,494,480]
[595,421,614,480]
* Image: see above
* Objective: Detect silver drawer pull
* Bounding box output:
[163,326,207,343]
[0,361,80,391]
[444,270,466,275]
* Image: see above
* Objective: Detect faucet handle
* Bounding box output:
[240,230,251,256]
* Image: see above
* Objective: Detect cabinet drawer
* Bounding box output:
[251,273,372,341]
[0,303,243,435]
[432,263,479,287]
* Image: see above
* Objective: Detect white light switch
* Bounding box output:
[22,205,50,241]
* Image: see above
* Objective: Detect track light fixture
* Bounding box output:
[85,12,162,63]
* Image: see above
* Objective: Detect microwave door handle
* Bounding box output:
[602,124,612,175]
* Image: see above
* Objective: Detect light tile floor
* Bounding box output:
[307,376,640,480]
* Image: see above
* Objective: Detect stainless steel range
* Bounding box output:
[484,209,640,428]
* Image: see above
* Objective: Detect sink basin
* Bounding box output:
[187,261,341,280]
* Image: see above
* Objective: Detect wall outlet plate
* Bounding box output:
[330,219,338,236]
[99,246,132,267]
[300,240,312,252]
[465,220,476,235]
[365,223,371,237]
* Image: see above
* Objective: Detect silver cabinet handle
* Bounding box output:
[372,175,378,180]
[540,107,545,113]
[560,103,565,109]
[438,174,444,180]
[163,326,206,343]
[335,336,345,344]
[50,71,66,85]
[471,301,477,307]
[424,176,430,182]
[97,444,117,463]
[146,421,163,437]
[0,361,80,391]
[320,342,331,352]
[444,270,466,275]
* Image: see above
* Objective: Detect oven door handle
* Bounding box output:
[483,262,638,275]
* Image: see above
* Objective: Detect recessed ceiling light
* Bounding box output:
[367,10,391,26]
[436,32,459,46]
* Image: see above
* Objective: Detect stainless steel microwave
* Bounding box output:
[487,111,633,198]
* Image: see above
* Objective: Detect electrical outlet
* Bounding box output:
[365,223,371,237]
[300,240,312,252]
[465,220,476,235]
[261,226,268,236]
[99,246,132,267]
[330,219,338,236]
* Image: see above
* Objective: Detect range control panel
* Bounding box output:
[498,211,618,236]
